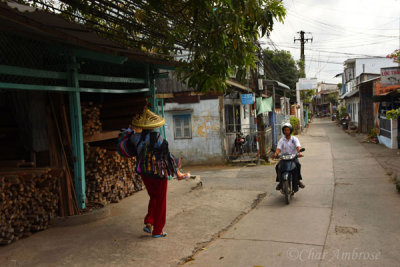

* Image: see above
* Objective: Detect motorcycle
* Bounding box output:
[341,116,349,130]
[331,114,337,121]
[233,132,246,155]
[273,148,305,204]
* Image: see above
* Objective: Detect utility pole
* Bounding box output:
[294,31,312,132]
[252,43,264,163]
[294,31,313,77]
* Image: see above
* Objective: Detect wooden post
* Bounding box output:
[272,85,278,148]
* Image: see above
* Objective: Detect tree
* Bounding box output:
[297,59,305,79]
[262,48,299,90]
[325,92,339,105]
[300,89,315,104]
[387,49,400,63]
[21,0,286,92]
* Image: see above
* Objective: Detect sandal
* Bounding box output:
[152,232,167,238]
[143,223,152,234]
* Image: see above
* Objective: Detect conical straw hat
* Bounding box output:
[131,108,165,129]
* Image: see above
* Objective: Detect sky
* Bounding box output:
[260,0,400,84]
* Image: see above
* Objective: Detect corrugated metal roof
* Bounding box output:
[263,80,291,90]
[340,89,359,99]
[356,76,380,86]
[156,71,193,93]
[0,1,175,66]
[156,71,252,94]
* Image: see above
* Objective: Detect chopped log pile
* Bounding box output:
[81,99,144,204]
[81,102,102,136]
[0,169,61,245]
[0,95,145,246]
[84,144,143,204]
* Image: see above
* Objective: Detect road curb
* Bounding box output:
[52,204,111,227]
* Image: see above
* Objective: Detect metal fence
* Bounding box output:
[225,124,274,157]
[380,117,391,139]
[226,125,256,156]
[225,114,290,158]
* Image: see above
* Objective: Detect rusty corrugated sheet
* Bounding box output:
[0,1,175,66]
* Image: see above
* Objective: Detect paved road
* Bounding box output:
[184,119,400,267]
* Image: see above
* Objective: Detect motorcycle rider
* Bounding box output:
[272,123,305,190]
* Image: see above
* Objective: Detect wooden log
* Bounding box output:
[0,169,61,246]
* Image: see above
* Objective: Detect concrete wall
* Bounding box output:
[355,58,397,77]
[163,99,224,165]
[346,96,359,126]
[344,58,397,94]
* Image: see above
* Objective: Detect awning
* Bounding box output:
[339,91,350,99]
[263,80,291,91]
[226,79,252,93]
[0,1,176,67]
[372,89,400,102]
[356,77,380,87]
[340,89,359,99]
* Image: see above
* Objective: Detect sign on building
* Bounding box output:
[381,67,400,86]
[240,93,254,105]
[296,78,318,90]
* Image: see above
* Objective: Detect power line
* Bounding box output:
[287,10,399,39]
[289,0,400,19]
[275,37,398,50]
[275,44,385,58]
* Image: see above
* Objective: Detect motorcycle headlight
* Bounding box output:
[281,155,295,160]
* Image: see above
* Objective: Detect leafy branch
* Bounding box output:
[19,0,286,93]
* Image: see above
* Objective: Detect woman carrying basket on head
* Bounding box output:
[118,108,190,238]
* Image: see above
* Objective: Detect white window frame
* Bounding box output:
[173,114,192,139]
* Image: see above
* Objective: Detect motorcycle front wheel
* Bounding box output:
[282,180,291,205]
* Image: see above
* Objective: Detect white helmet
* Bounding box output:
[282,122,293,134]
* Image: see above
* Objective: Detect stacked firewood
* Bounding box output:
[84,144,143,204]
[0,170,60,245]
[81,102,103,136]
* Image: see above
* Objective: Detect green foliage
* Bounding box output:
[387,49,400,63]
[368,128,377,138]
[326,92,339,105]
[338,106,347,119]
[289,116,299,134]
[262,48,299,90]
[300,89,315,104]
[22,0,286,93]
[337,83,342,89]
[386,108,400,120]
[297,60,305,78]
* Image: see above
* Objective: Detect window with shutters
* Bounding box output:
[173,114,192,139]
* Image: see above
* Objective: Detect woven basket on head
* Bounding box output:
[131,108,165,129]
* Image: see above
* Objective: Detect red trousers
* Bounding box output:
[141,175,168,235]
